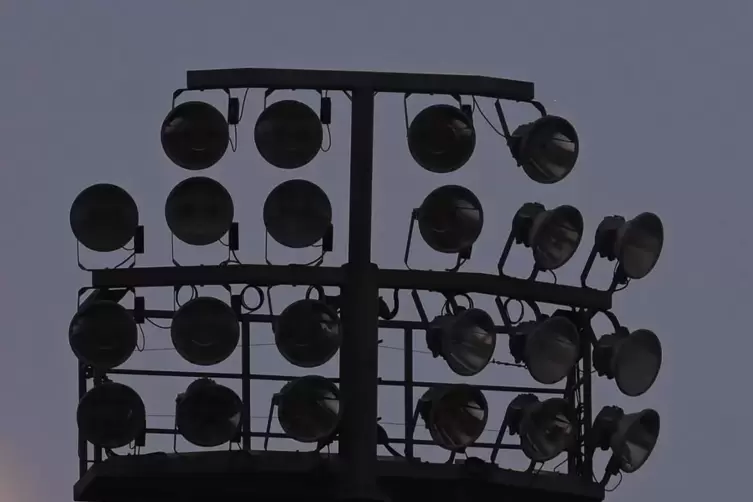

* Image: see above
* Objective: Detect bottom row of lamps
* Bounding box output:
[78,377,659,475]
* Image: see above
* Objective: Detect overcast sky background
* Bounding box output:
[1,1,752,501]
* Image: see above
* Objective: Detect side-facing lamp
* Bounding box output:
[277,376,341,443]
[175,378,242,447]
[506,394,576,462]
[426,308,496,376]
[419,385,488,451]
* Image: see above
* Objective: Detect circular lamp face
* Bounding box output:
[612,409,660,473]
[176,380,242,447]
[165,177,234,246]
[519,398,575,462]
[171,297,240,366]
[616,212,664,280]
[278,376,341,443]
[425,385,488,451]
[613,329,662,397]
[77,382,145,449]
[529,205,584,271]
[515,116,579,184]
[263,179,332,248]
[161,101,229,171]
[408,104,476,173]
[70,184,139,252]
[441,308,496,376]
[524,317,580,384]
[69,301,137,370]
[275,300,341,368]
[418,185,483,253]
[255,100,323,169]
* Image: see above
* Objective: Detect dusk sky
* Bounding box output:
[0,2,751,501]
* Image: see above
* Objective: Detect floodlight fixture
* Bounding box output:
[416,185,483,254]
[505,394,576,462]
[592,406,660,474]
[161,101,229,171]
[276,376,341,443]
[70,184,139,252]
[171,296,240,366]
[254,100,323,169]
[263,179,333,249]
[69,301,138,370]
[594,328,662,397]
[275,299,341,368]
[175,378,242,447]
[509,115,579,184]
[165,177,234,246]
[418,385,488,451]
[510,314,580,385]
[407,104,476,173]
[426,308,496,376]
[77,382,145,449]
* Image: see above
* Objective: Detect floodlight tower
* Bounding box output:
[69,68,666,502]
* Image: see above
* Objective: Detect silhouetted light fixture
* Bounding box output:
[510,316,580,385]
[417,185,483,253]
[77,382,145,449]
[161,101,229,171]
[277,376,341,443]
[506,394,576,462]
[592,406,660,474]
[426,308,496,376]
[255,100,323,169]
[513,203,584,271]
[408,104,476,173]
[175,378,242,447]
[594,212,664,281]
[70,184,139,252]
[69,301,137,370]
[171,297,240,366]
[594,328,661,397]
[165,177,234,246]
[419,385,488,451]
[263,179,332,248]
[510,115,579,184]
[275,299,341,368]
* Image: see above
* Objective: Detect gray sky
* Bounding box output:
[1,1,751,501]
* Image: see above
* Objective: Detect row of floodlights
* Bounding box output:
[70,296,661,397]
[78,377,659,476]
[161,98,579,184]
[70,179,663,280]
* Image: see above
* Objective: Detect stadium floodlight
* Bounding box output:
[407,104,476,174]
[505,394,576,462]
[175,378,242,447]
[417,185,483,254]
[276,376,341,443]
[418,384,488,451]
[160,101,229,171]
[255,100,323,169]
[510,315,580,385]
[70,184,139,252]
[508,115,579,184]
[426,308,496,376]
[171,297,240,366]
[594,328,662,397]
[165,177,234,246]
[263,179,333,249]
[77,382,146,449]
[275,299,341,368]
[69,300,137,370]
[592,406,660,474]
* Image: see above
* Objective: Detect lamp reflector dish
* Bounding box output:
[417,185,483,253]
[70,184,139,252]
[408,104,476,173]
[263,179,332,248]
[278,376,341,443]
[77,382,145,449]
[165,176,234,246]
[161,101,229,170]
[69,300,137,370]
[612,408,660,473]
[524,316,580,384]
[275,299,341,368]
[432,308,496,376]
[255,100,323,169]
[613,329,662,397]
[529,205,584,270]
[171,297,240,366]
[519,397,575,462]
[176,379,242,447]
[421,385,488,451]
[514,116,579,184]
[616,212,664,280]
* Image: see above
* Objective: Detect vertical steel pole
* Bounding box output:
[339,87,380,501]
[403,328,414,459]
[581,323,595,479]
[241,320,251,451]
[78,363,88,478]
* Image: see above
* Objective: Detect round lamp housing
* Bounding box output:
[513,316,580,385]
[419,385,488,451]
[417,185,483,254]
[508,395,576,462]
[528,204,584,271]
[594,329,662,397]
[275,299,341,368]
[171,297,240,366]
[593,406,660,474]
[615,212,664,280]
[263,179,332,248]
[511,115,579,184]
[165,177,234,246]
[277,376,341,443]
[69,300,137,370]
[254,100,323,169]
[408,104,476,173]
[175,379,242,447]
[426,308,496,376]
[70,184,139,252]
[77,382,145,449]
[161,101,229,170]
